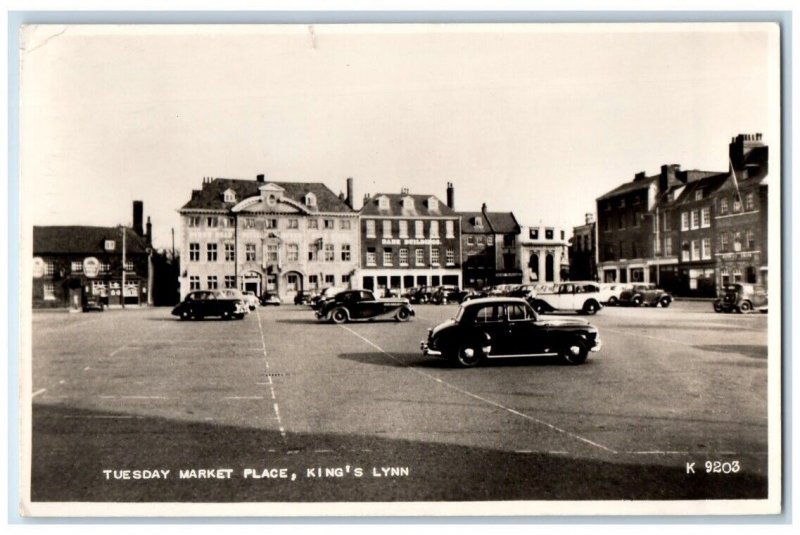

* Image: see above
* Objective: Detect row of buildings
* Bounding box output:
[176,175,570,301]
[568,133,769,297]
[31,132,769,308]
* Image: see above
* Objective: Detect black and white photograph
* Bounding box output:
[17,21,782,516]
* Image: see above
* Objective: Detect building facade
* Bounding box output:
[596,133,768,296]
[179,175,359,301]
[569,213,598,281]
[518,223,570,284]
[458,204,522,288]
[32,202,153,309]
[359,185,462,293]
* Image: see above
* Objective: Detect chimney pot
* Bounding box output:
[132,200,144,237]
[346,177,354,209]
[446,182,455,209]
[256,174,265,182]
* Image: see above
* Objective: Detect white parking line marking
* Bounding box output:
[32,388,47,398]
[108,344,129,357]
[339,324,618,454]
[224,396,265,400]
[63,415,141,420]
[121,396,169,400]
[256,308,286,442]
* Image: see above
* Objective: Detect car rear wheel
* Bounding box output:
[582,301,599,315]
[395,307,411,322]
[738,301,752,313]
[532,301,545,314]
[659,296,671,308]
[180,310,191,321]
[455,344,482,368]
[607,296,618,306]
[713,301,723,313]
[331,308,348,324]
[632,296,643,306]
[420,295,429,304]
[561,339,588,365]
[221,311,231,320]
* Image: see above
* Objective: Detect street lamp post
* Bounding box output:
[121,225,126,309]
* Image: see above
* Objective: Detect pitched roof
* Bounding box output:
[359,193,457,217]
[458,211,520,234]
[33,226,149,255]
[180,178,355,213]
[597,175,657,201]
[671,172,729,206]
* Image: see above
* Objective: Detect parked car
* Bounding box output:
[260,292,282,306]
[487,284,516,296]
[407,286,436,304]
[219,289,250,314]
[294,290,318,306]
[242,291,260,310]
[431,285,468,304]
[598,283,631,306]
[172,290,247,320]
[316,289,415,323]
[713,283,768,313]
[508,284,536,300]
[311,287,347,310]
[421,297,601,367]
[461,288,490,302]
[82,294,105,312]
[618,284,673,307]
[528,282,603,315]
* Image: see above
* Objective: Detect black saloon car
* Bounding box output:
[316,289,415,323]
[618,283,672,307]
[421,297,601,367]
[171,290,248,320]
[713,283,768,313]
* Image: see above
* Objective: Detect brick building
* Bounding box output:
[596,133,769,296]
[178,175,359,301]
[569,213,597,281]
[32,201,153,309]
[458,204,522,288]
[359,184,462,293]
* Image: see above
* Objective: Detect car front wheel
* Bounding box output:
[738,301,752,313]
[395,308,411,322]
[331,308,348,324]
[455,344,482,368]
[180,310,191,321]
[561,339,588,365]
[582,301,599,315]
[660,296,671,308]
[632,296,643,306]
[607,296,618,306]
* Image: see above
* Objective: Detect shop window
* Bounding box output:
[71,261,82,273]
[43,283,55,300]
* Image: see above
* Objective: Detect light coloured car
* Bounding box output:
[220,289,250,313]
[529,282,603,315]
[242,291,260,310]
[599,283,632,306]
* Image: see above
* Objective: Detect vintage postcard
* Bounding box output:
[17,22,782,516]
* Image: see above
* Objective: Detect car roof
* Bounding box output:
[460,296,531,307]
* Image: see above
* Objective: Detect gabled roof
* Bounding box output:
[458,211,521,233]
[360,193,457,217]
[597,175,657,201]
[33,226,148,255]
[181,178,355,213]
[671,172,729,206]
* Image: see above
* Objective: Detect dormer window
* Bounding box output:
[267,194,277,206]
[223,188,236,203]
[104,240,115,251]
[377,196,390,210]
[474,216,483,228]
[427,197,439,211]
[305,193,317,207]
[401,196,414,209]
[695,190,703,201]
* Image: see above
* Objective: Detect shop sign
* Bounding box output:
[32,257,44,278]
[382,238,442,246]
[83,257,100,278]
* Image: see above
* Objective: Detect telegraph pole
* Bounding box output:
[121,225,127,309]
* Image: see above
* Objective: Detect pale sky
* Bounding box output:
[20,24,780,249]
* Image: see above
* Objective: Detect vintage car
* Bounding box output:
[242,291,260,310]
[219,289,250,313]
[618,283,672,307]
[431,285,469,305]
[260,292,282,306]
[421,297,601,367]
[528,282,603,315]
[171,290,247,320]
[316,289,415,323]
[407,286,436,304]
[713,283,768,313]
[508,284,537,300]
[598,283,631,306]
[293,290,318,306]
[310,287,347,310]
[81,294,105,312]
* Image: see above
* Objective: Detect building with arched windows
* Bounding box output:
[518,224,570,285]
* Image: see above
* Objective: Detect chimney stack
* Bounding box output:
[446,182,455,209]
[346,177,354,209]
[585,213,595,225]
[256,174,265,183]
[133,201,144,237]
[401,187,409,195]
[145,216,152,247]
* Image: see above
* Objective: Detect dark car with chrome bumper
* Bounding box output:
[421,297,601,367]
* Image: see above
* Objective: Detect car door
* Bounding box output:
[504,302,546,355]
[472,303,506,356]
